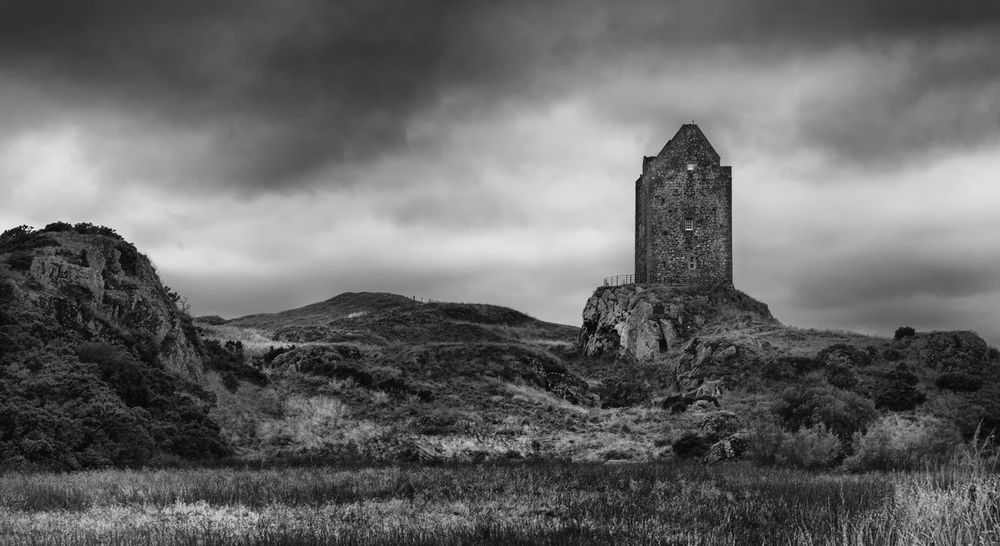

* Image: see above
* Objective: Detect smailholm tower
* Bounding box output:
[635,124,732,285]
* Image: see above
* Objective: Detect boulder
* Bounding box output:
[579,283,776,362]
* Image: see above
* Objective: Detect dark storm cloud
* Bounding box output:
[3,0,1000,193]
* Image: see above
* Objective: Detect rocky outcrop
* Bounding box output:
[1,228,203,379]
[580,283,777,362]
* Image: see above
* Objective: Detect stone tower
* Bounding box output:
[635,124,732,285]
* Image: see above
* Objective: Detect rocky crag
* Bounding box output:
[580,283,776,362]
[0,223,231,469]
[1,224,202,379]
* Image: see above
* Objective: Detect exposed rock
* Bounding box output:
[2,230,203,380]
[579,283,776,361]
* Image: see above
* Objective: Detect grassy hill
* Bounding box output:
[197,286,1000,470]
[4,222,999,473]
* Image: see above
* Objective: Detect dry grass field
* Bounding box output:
[1,456,999,546]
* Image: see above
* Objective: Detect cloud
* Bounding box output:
[2,0,999,196]
[2,0,999,346]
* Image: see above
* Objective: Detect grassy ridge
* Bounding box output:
[1,461,998,545]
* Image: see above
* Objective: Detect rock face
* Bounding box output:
[580,283,776,362]
[2,229,203,379]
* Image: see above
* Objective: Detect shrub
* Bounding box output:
[775,424,842,470]
[824,363,858,389]
[7,251,34,271]
[816,344,872,368]
[672,431,713,459]
[936,372,982,392]
[222,372,240,392]
[41,221,74,232]
[744,415,786,465]
[761,356,819,381]
[844,414,961,471]
[0,225,34,245]
[894,326,916,340]
[858,370,925,411]
[882,347,904,361]
[596,378,651,408]
[72,222,121,239]
[776,385,877,443]
[262,345,294,366]
[202,339,268,386]
[116,242,141,276]
[0,225,59,254]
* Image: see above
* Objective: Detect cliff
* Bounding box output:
[0,224,202,379]
[0,224,227,469]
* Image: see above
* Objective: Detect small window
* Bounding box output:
[688,256,697,270]
[684,218,694,231]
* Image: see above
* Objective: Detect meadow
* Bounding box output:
[1,459,998,546]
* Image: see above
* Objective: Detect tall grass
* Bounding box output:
[0,462,901,545]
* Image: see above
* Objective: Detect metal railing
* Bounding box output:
[602,274,635,287]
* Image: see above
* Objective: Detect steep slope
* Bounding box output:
[0,224,228,469]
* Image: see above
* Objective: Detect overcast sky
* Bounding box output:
[2,1,999,343]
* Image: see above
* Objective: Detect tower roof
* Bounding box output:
[657,123,720,164]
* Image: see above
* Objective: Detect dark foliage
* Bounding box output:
[672,432,713,458]
[42,221,74,232]
[760,356,818,380]
[824,363,858,389]
[71,222,122,239]
[858,370,925,411]
[201,339,268,386]
[262,345,294,366]
[300,360,374,386]
[222,372,241,392]
[433,303,533,326]
[0,225,59,255]
[596,378,651,408]
[776,385,877,443]
[936,372,982,392]
[0,336,230,470]
[116,241,141,276]
[7,251,35,271]
[816,344,872,368]
[894,326,916,340]
[882,347,904,361]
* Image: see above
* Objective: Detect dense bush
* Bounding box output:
[0,338,230,470]
[894,326,916,340]
[761,356,819,380]
[201,339,268,386]
[671,431,713,458]
[0,225,59,254]
[824,363,858,389]
[858,370,925,411]
[71,222,121,239]
[775,424,842,469]
[596,378,651,408]
[936,372,982,392]
[671,411,742,460]
[816,344,872,368]
[776,385,877,443]
[882,347,904,361]
[262,345,294,366]
[844,414,960,471]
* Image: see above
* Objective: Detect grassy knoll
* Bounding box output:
[1,460,998,545]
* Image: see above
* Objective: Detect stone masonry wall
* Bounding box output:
[635,124,732,285]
